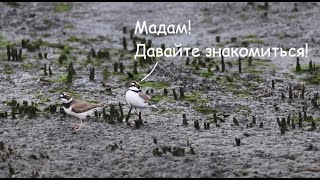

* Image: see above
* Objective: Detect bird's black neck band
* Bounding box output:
[62,101,72,108]
[130,89,142,93]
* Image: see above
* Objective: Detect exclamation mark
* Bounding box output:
[188,20,191,34]
[305,43,308,57]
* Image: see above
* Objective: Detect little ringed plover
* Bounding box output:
[125,81,158,118]
[58,92,108,132]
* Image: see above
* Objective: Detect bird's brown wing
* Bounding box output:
[138,92,151,103]
[71,99,103,113]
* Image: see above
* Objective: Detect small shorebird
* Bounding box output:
[58,92,108,132]
[125,81,157,122]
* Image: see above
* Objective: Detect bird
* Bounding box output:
[58,92,108,132]
[125,81,158,122]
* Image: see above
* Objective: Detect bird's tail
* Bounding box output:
[96,104,109,112]
[150,105,158,109]
[102,104,109,109]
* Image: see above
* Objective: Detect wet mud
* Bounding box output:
[0,2,319,178]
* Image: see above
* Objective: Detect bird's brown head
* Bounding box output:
[58,92,73,103]
[129,81,141,90]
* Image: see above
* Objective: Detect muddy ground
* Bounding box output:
[0,2,320,178]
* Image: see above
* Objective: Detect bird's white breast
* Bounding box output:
[125,90,148,109]
[63,106,103,119]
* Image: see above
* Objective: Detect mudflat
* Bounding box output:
[0,2,319,178]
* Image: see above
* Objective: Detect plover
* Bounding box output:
[125,81,157,121]
[58,92,108,132]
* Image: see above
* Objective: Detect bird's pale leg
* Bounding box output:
[133,107,140,117]
[134,108,143,121]
[128,107,142,126]
[73,119,83,132]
